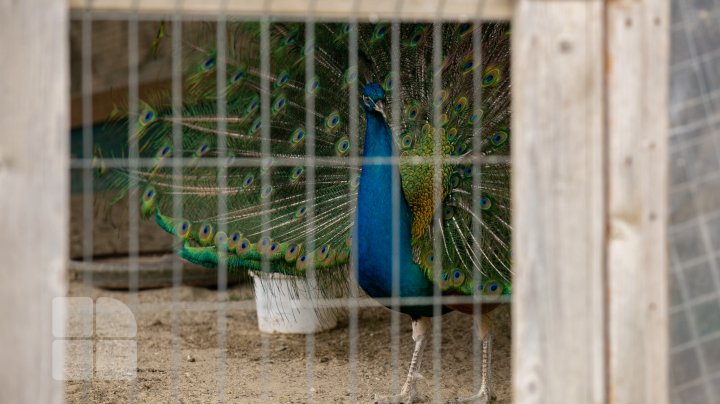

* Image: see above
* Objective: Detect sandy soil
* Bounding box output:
[65,280,511,403]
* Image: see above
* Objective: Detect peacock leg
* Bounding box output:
[448,314,496,403]
[374,316,431,404]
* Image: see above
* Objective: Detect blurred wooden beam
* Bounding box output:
[69,0,514,21]
[605,0,670,402]
[0,0,68,402]
[512,1,606,402]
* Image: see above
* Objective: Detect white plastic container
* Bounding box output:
[250,271,340,334]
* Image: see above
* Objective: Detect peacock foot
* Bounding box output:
[445,385,496,404]
[373,373,428,404]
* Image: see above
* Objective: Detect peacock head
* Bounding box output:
[362,83,386,118]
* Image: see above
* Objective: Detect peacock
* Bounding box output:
[98,21,511,403]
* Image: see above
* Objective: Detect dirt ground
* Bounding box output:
[65,279,511,403]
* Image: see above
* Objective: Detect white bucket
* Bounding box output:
[250,271,340,334]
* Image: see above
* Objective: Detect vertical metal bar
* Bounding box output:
[170,12,184,404]
[304,14,318,403]
[431,18,444,404]
[347,13,360,404]
[127,6,140,402]
[80,6,93,402]
[470,17,484,394]
[215,8,229,403]
[259,14,271,404]
[390,17,402,397]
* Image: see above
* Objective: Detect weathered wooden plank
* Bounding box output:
[512,1,606,403]
[69,0,514,21]
[0,0,68,403]
[606,0,670,403]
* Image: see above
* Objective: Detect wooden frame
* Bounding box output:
[513,0,669,403]
[0,0,68,402]
[0,0,669,402]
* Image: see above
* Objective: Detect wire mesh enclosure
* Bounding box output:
[9,0,720,403]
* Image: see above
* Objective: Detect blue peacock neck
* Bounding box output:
[355,110,436,317]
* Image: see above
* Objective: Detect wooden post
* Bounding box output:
[513,0,670,403]
[605,0,670,403]
[512,1,607,403]
[0,0,68,403]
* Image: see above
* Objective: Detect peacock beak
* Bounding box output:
[373,100,386,118]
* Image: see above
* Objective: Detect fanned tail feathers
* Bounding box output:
[97,22,511,298]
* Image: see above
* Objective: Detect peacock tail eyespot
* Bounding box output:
[306,77,320,94]
[482,65,502,87]
[198,223,214,244]
[176,221,191,238]
[450,172,462,188]
[443,206,455,220]
[484,281,503,297]
[261,185,273,198]
[351,176,360,190]
[463,166,473,177]
[214,232,227,245]
[452,270,465,287]
[195,143,210,157]
[245,96,260,116]
[480,196,493,210]
[296,254,308,270]
[405,104,419,121]
[335,136,350,156]
[285,243,302,262]
[138,106,157,126]
[436,90,449,105]
[143,187,156,201]
[453,96,469,113]
[401,133,414,149]
[440,114,449,127]
[284,28,300,46]
[316,244,330,261]
[325,112,341,131]
[232,69,246,83]
[249,118,262,135]
[275,71,290,88]
[424,253,435,268]
[289,166,305,182]
[236,238,251,256]
[242,173,255,188]
[458,23,472,37]
[408,26,426,46]
[490,129,509,147]
[453,142,468,156]
[202,56,216,70]
[272,94,287,114]
[344,67,358,84]
[383,73,395,92]
[461,53,475,74]
[372,24,388,41]
[157,145,172,158]
[290,127,306,144]
[295,205,307,218]
[439,272,451,290]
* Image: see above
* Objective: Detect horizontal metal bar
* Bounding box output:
[69,0,514,21]
[71,155,512,169]
[98,295,511,314]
